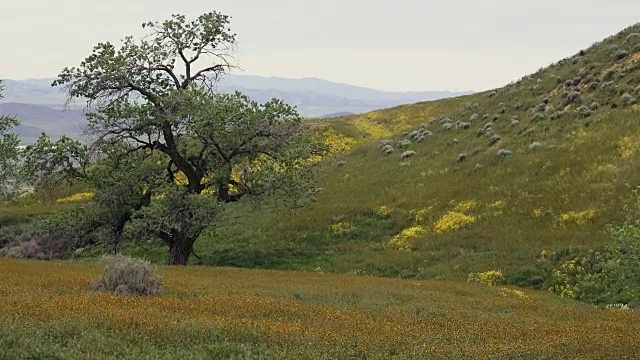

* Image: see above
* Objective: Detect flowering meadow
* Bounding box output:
[2,258,640,359]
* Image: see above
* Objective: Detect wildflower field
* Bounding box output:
[2,258,640,359]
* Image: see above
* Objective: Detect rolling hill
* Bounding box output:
[0,76,470,139]
[189,23,640,286]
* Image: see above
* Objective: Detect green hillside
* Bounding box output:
[193,23,640,283]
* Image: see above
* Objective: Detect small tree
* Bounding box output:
[0,79,21,201]
[49,12,325,264]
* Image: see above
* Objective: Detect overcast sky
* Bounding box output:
[1,1,639,91]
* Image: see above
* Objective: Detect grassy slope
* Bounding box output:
[195,24,640,281]
[3,258,640,359]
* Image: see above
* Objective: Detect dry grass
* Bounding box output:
[2,258,640,359]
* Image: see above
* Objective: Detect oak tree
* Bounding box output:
[52,12,324,264]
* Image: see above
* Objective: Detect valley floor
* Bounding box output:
[1,258,640,359]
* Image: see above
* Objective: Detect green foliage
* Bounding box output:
[21,133,89,193]
[45,11,325,265]
[0,79,21,201]
[89,254,162,296]
[547,190,640,305]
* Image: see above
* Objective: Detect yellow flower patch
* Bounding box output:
[557,209,597,227]
[433,212,475,233]
[56,192,94,204]
[387,226,425,251]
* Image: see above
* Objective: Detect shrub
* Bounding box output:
[600,81,615,90]
[0,223,33,249]
[563,90,582,106]
[89,254,162,296]
[400,150,416,160]
[1,240,44,259]
[589,101,600,111]
[468,270,505,286]
[626,33,640,42]
[576,106,592,117]
[612,50,629,61]
[621,92,637,105]
[535,103,547,112]
[489,134,502,145]
[633,44,640,53]
[529,142,543,151]
[379,139,394,148]
[587,81,600,90]
[531,113,545,123]
[397,140,411,148]
[496,149,512,158]
[550,110,567,120]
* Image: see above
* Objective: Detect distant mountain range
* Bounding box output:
[0,75,471,143]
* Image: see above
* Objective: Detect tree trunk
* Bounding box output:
[169,238,193,265]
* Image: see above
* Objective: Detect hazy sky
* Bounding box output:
[1,1,639,91]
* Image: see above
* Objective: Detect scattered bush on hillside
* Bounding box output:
[489,134,502,146]
[397,140,411,148]
[89,254,162,296]
[576,106,592,117]
[612,50,629,61]
[633,44,640,53]
[459,122,471,129]
[587,81,600,90]
[379,139,394,148]
[468,270,505,286]
[600,81,616,90]
[529,142,543,151]
[601,67,617,79]
[589,101,600,111]
[381,145,394,155]
[535,103,547,113]
[531,113,545,123]
[496,149,512,158]
[626,33,640,42]
[563,90,582,106]
[550,110,567,120]
[635,85,640,95]
[469,113,479,122]
[400,151,416,160]
[456,153,467,163]
[621,92,637,105]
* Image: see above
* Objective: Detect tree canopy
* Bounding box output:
[40,11,326,264]
[0,79,21,201]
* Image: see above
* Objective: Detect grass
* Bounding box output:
[2,257,640,359]
[189,22,640,283]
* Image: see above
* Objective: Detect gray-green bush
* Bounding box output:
[89,254,162,296]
